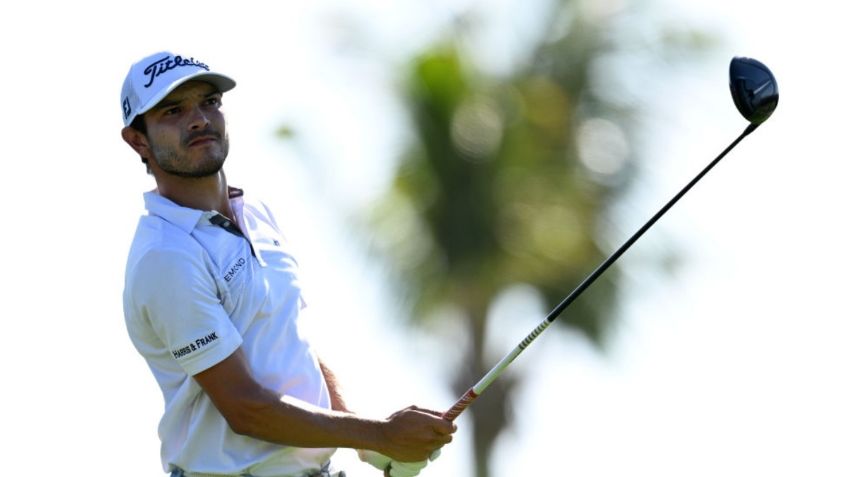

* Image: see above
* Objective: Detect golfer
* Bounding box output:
[120,51,455,477]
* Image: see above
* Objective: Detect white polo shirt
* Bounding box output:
[123,188,334,476]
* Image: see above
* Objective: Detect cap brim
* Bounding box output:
[137,71,237,116]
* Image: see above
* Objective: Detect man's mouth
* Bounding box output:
[185,131,221,147]
[187,136,218,147]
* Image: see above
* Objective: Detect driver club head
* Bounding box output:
[729,57,779,125]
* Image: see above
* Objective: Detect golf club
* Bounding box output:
[439,56,779,422]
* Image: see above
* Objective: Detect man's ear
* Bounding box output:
[121,126,150,158]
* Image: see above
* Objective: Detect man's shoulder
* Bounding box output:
[131,214,203,252]
[126,215,207,276]
[123,222,216,312]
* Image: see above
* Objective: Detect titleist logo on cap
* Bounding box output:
[143,55,210,88]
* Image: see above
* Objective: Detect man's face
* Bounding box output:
[142,81,229,178]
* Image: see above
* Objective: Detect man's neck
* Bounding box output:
[155,171,235,219]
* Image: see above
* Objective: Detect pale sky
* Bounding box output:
[2,1,847,476]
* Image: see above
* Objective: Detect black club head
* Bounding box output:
[729,57,779,125]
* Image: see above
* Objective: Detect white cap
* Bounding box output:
[120,51,236,127]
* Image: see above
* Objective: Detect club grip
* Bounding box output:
[441,388,479,421]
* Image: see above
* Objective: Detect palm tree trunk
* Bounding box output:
[456,304,515,477]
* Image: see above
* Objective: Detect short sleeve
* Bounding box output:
[128,247,242,376]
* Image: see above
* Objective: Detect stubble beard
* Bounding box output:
[149,132,230,179]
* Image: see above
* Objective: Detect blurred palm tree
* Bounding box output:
[359,2,712,475]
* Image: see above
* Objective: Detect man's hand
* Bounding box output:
[358,405,454,475]
[378,406,456,462]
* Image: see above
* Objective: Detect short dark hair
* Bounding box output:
[130,114,147,135]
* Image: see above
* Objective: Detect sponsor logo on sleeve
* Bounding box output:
[171,332,219,360]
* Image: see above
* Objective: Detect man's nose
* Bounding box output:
[187,106,210,130]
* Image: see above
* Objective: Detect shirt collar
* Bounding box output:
[143,191,205,234]
[143,187,247,234]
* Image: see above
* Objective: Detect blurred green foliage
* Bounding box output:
[358,1,713,475]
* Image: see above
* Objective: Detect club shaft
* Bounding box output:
[442,123,758,422]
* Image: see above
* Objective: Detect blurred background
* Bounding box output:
[2,0,847,476]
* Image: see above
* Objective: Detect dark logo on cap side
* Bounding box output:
[142,55,210,88]
[122,97,132,120]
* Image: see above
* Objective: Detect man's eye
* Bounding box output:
[207,98,222,107]
[164,107,181,115]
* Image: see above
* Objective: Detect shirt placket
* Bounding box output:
[205,211,264,266]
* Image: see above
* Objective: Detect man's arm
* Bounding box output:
[319,358,349,412]
[193,348,455,462]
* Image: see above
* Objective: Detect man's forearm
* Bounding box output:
[195,348,452,461]
[197,349,381,451]
[232,387,387,452]
[233,389,454,462]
